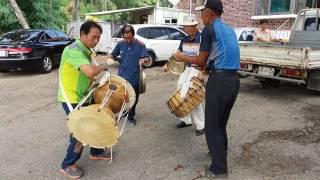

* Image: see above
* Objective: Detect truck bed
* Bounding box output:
[240,43,320,69]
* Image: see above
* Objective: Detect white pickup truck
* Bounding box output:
[239,9,320,91]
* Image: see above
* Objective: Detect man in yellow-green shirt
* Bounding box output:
[58,21,108,179]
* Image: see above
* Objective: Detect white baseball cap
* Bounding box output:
[179,14,199,26]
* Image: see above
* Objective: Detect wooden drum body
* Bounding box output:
[167,77,205,118]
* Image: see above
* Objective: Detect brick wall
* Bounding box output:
[176,0,254,27]
[176,0,293,30]
[253,19,294,30]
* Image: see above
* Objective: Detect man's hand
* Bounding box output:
[198,71,205,81]
[94,71,110,87]
[99,64,108,71]
[173,51,183,62]
[139,57,150,65]
[162,63,169,73]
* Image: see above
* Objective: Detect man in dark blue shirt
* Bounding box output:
[174,0,240,178]
[110,25,149,125]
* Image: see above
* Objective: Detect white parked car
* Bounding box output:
[111,24,187,67]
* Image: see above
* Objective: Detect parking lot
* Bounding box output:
[0,62,320,179]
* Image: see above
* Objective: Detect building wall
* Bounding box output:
[176,0,254,27]
[176,0,294,30]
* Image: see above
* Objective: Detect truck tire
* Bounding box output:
[307,70,320,91]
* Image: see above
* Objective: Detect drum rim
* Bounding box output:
[67,104,120,148]
[94,74,136,111]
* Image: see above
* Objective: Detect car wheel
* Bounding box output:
[39,55,53,73]
[143,51,155,68]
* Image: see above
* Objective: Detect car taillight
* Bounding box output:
[281,68,305,78]
[7,47,33,55]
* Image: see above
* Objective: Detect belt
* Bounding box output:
[210,69,237,73]
[187,64,198,67]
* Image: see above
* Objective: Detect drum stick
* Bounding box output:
[92,57,99,66]
[74,87,97,110]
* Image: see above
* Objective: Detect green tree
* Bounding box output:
[0,0,68,33]
[0,0,174,34]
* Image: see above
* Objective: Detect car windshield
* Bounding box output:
[0,31,40,43]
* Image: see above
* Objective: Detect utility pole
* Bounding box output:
[73,0,80,21]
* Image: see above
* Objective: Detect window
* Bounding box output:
[40,33,51,42]
[164,18,178,24]
[55,30,69,40]
[148,28,169,40]
[304,17,320,31]
[270,0,291,13]
[171,19,177,24]
[166,28,185,40]
[0,31,39,43]
[255,0,317,15]
[41,31,58,42]
[255,0,271,15]
[137,28,150,39]
[239,30,254,41]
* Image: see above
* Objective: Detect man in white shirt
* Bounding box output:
[255,19,272,42]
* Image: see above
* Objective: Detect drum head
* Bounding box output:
[94,75,136,113]
[67,104,119,148]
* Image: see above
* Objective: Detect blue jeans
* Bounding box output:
[61,103,105,169]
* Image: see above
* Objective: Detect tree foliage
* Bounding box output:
[0,0,173,34]
[0,0,68,33]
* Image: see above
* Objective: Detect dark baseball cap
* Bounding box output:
[195,0,224,13]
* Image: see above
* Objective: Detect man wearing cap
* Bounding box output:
[173,0,240,178]
[175,15,206,137]
[164,14,205,136]
[58,21,111,179]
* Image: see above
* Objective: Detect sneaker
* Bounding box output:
[128,118,136,126]
[175,121,192,129]
[89,151,111,161]
[60,164,83,179]
[195,129,205,136]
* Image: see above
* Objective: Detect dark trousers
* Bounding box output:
[61,103,104,169]
[205,71,240,174]
[128,85,140,120]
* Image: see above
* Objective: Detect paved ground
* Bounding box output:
[0,61,320,180]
